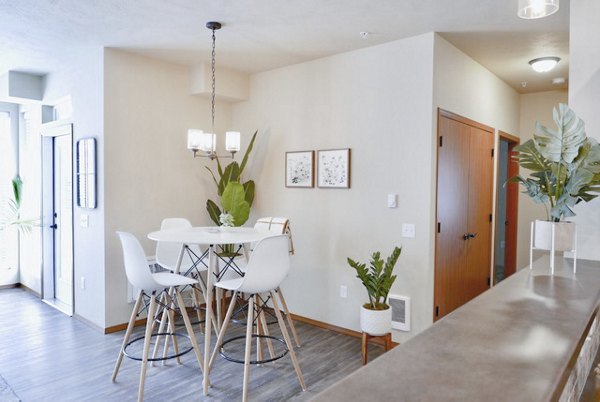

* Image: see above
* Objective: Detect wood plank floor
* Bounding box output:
[0,288,383,401]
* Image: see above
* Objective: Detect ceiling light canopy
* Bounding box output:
[529,57,560,73]
[518,0,559,19]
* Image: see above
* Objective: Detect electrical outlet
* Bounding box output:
[402,223,416,238]
[80,277,86,290]
[340,285,348,298]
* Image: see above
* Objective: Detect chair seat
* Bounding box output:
[152,272,197,288]
[215,277,244,291]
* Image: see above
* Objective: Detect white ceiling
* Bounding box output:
[0,0,570,93]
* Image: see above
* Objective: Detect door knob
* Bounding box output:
[463,232,477,240]
[50,224,57,229]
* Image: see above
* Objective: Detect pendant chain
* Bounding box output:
[211,28,216,134]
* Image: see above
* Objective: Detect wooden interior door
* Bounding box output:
[434,110,494,321]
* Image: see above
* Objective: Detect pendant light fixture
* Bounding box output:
[518,0,559,19]
[187,21,241,159]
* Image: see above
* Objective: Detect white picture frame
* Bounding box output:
[317,148,351,188]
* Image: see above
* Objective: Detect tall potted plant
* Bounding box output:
[347,247,401,336]
[510,104,600,251]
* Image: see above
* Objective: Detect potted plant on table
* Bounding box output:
[510,104,600,252]
[347,247,402,336]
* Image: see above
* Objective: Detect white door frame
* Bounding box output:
[40,120,74,315]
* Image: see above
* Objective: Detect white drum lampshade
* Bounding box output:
[187,129,203,150]
[225,131,241,152]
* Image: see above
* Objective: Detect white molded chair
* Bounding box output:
[112,232,204,402]
[241,217,300,347]
[209,235,306,402]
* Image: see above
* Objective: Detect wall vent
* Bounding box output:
[388,294,411,332]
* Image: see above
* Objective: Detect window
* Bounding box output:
[0,111,17,280]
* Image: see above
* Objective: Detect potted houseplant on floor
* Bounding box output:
[347,247,402,336]
[510,104,600,253]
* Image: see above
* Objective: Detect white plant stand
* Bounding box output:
[530,221,577,275]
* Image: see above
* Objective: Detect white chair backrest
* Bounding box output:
[155,218,195,270]
[253,217,294,254]
[237,235,290,294]
[117,231,161,292]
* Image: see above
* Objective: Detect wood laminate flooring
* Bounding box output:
[0,288,383,401]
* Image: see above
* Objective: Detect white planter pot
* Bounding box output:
[534,220,576,251]
[360,305,391,336]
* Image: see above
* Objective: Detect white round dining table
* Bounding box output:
[147,226,276,395]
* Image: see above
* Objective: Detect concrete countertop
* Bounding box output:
[313,256,600,402]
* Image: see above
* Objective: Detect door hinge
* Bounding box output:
[487,277,491,287]
[437,222,441,233]
[435,306,439,317]
[439,136,443,147]
[491,148,494,157]
[489,213,493,222]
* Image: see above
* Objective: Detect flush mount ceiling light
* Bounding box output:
[518,0,559,19]
[187,21,241,160]
[529,57,561,73]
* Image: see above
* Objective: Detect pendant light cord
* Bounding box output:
[211,27,216,135]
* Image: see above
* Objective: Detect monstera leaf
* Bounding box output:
[221,181,250,227]
[534,103,586,163]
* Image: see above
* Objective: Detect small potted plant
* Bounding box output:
[510,104,600,252]
[347,247,401,336]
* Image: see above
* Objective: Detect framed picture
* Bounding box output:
[285,151,314,188]
[317,148,351,188]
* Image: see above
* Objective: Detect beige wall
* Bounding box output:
[517,90,568,269]
[433,35,521,289]
[103,49,232,327]
[43,47,106,327]
[569,0,600,261]
[232,33,436,342]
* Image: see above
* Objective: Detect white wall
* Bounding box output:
[569,0,600,261]
[43,47,106,327]
[231,33,436,343]
[433,35,520,287]
[103,49,231,327]
[517,90,568,268]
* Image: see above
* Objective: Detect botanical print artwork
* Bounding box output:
[286,151,314,188]
[318,149,350,188]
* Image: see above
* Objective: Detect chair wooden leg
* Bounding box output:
[242,294,254,402]
[112,291,144,382]
[167,306,181,364]
[138,294,157,402]
[361,332,368,365]
[216,287,223,332]
[256,295,264,364]
[175,289,204,374]
[209,291,238,372]
[196,278,219,333]
[192,286,204,334]
[161,290,177,365]
[258,304,276,361]
[277,287,301,347]
[270,291,306,391]
[151,291,169,366]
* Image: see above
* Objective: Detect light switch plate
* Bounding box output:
[387,194,398,208]
[402,223,416,238]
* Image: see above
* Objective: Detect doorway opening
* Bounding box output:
[494,132,520,284]
[41,122,74,315]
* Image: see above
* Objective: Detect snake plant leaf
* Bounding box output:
[239,130,258,176]
[206,199,222,226]
[534,104,586,163]
[512,139,551,172]
[221,181,250,226]
[243,180,255,207]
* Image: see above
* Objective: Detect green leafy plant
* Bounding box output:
[510,104,600,222]
[205,130,257,227]
[0,176,38,233]
[347,247,401,310]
